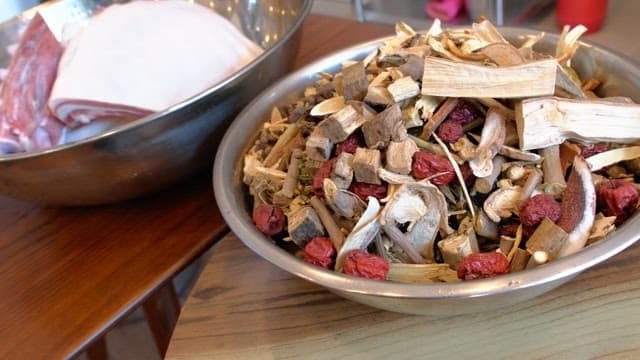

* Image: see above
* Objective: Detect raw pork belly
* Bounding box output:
[49,0,263,126]
[0,14,65,154]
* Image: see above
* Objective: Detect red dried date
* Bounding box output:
[303,237,336,269]
[447,100,478,125]
[457,252,510,280]
[519,194,561,227]
[312,159,336,198]
[342,249,389,280]
[349,181,388,201]
[580,143,608,158]
[596,179,639,225]
[437,119,464,143]
[412,151,455,185]
[252,204,285,236]
[335,132,362,156]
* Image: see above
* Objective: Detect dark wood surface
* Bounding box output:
[166,14,640,359]
[0,172,228,359]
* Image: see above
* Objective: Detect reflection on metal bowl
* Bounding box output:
[0,0,311,206]
[214,28,640,315]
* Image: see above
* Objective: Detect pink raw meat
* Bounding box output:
[48,0,263,127]
[0,13,65,154]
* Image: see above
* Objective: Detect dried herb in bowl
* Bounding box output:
[242,19,640,283]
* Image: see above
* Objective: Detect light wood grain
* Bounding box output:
[167,233,640,359]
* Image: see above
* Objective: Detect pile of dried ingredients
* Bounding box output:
[242,19,640,283]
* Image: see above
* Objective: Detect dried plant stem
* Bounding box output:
[433,133,475,219]
[281,149,302,198]
[382,224,425,264]
[310,196,345,249]
[517,168,543,205]
[263,123,300,167]
[541,145,567,186]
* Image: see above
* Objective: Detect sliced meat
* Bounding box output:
[49,0,263,126]
[0,13,65,154]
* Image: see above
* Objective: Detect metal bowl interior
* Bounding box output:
[0,0,311,206]
[214,28,640,315]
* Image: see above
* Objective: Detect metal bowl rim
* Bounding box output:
[215,27,640,300]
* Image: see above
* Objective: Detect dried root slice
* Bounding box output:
[483,185,522,223]
[469,108,506,178]
[516,97,640,150]
[310,96,346,117]
[421,58,557,98]
[335,197,381,271]
[586,146,640,172]
[387,263,460,283]
[557,156,596,257]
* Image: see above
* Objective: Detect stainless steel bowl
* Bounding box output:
[0,0,311,206]
[214,28,640,315]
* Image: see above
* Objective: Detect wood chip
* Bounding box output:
[516,96,640,150]
[422,58,557,98]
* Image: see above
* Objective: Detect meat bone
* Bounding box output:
[516,96,640,150]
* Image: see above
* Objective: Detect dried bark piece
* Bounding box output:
[438,220,479,269]
[362,103,405,148]
[342,61,368,101]
[364,86,394,106]
[305,128,333,161]
[516,97,640,150]
[323,179,363,219]
[480,42,524,66]
[331,152,354,189]
[398,54,425,81]
[526,217,568,260]
[557,157,597,257]
[288,206,325,247]
[353,147,382,184]
[387,76,420,103]
[509,248,530,272]
[385,139,418,175]
[317,104,366,143]
[422,58,557,98]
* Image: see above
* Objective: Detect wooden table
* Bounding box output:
[166,13,640,359]
[0,172,228,359]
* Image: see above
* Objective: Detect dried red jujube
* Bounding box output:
[457,252,510,280]
[252,204,285,236]
[596,179,639,225]
[303,237,336,269]
[519,194,561,227]
[342,249,389,280]
[412,151,455,185]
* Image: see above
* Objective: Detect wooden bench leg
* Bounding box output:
[142,280,181,357]
[85,336,109,360]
